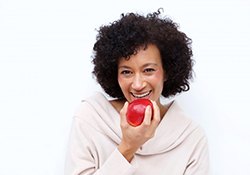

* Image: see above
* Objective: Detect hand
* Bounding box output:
[118,100,161,162]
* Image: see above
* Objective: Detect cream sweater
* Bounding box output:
[65,92,210,175]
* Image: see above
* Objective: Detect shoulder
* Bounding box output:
[168,101,208,140]
[71,92,121,133]
[82,91,108,103]
[74,92,109,118]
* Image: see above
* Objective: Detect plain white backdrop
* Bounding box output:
[0,0,250,174]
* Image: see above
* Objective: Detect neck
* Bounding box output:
[159,101,173,119]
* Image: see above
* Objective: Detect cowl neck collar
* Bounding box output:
[83,92,194,155]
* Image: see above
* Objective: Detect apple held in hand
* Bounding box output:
[126,99,154,127]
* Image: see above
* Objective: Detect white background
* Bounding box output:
[0,0,250,174]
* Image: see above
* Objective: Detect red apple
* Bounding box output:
[126,99,154,126]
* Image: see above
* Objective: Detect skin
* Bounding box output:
[111,44,170,162]
[117,44,166,105]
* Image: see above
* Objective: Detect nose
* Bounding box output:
[131,74,146,91]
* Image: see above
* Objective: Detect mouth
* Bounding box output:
[131,90,152,99]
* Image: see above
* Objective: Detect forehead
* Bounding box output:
[118,44,162,66]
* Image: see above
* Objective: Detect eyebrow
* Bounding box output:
[118,63,158,69]
[143,63,158,67]
[118,65,130,69]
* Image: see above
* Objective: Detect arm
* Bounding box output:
[184,135,210,175]
[64,100,161,175]
[64,117,136,175]
[118,101,161,162]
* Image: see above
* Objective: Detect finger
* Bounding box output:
[151,101,161,126]
[120,101,129,125]
[142,105,152,126]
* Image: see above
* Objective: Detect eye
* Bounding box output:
[144,68,155,73]
[120,70,132,75]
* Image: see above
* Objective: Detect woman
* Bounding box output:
[65,9,210,175]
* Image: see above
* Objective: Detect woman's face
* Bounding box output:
[118,44,166,104]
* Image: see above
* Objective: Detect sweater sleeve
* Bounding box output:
[64,117,136,175]
[184,135,210,175]
[97,149,136,175]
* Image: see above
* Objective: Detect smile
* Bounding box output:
[131,90,152,98]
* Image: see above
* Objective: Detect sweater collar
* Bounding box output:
[85,92,193,155]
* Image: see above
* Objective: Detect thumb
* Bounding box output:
[120,101,129,124]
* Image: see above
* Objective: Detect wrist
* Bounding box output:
[118,142,138,162]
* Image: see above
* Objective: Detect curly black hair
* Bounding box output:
[92,9,194,99]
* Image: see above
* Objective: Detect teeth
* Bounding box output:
[132,91,151,98]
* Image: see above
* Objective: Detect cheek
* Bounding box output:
[149,71,165,91]
[152,70,165,83]
[117,77,122,88]
[118,76,128,90]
